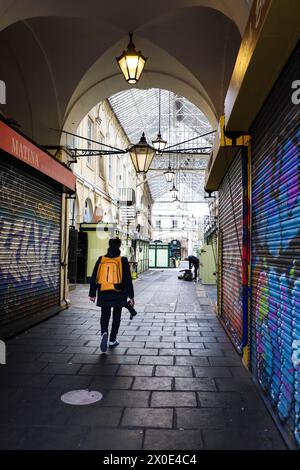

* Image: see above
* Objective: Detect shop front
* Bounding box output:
[250,42,300,447]
[0,120,75,339]
[205,0,300,447]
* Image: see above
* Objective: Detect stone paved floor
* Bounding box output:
[0,269,286,450]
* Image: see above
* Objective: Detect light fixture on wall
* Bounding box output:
[152,89,167,153]
[116,32,147,84]
[129,132,156,173]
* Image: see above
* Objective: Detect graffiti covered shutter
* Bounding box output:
[0,157,61,337]
[219,151,244,352]
[251,43,300,446]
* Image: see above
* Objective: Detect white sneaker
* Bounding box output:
[109,339,120,349]
[100,332,108,352]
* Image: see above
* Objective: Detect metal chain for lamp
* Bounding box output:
[158,88,161,136]
[163,91,175,183]
[169,91,171,168]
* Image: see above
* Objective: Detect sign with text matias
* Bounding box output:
[0,120,76,192]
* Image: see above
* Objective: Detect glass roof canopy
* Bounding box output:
[108,88,214,201]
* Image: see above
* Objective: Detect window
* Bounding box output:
[123,164,127,187]
[98,132,105,177]
[84,198,93,222]
[71,133,77,149]
[156,220,161,228]
[108,155,113,183]
[116,158,121,186]
[87,117,94,168]
[172,219,178,229]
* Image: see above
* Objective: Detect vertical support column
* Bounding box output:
[242,144,251,368]
[60,193,70,308]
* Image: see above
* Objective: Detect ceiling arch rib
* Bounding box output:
[0,0,251,35]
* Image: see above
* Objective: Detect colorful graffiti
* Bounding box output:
[252,116,300,445]
[0,164,61,321]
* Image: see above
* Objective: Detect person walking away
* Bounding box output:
[89,238,135,353]
[185,255,200,281]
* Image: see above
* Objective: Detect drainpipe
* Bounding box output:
[60,193,70,309]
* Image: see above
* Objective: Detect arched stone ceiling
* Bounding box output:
[0,1,252,146]
[0,1,251,34]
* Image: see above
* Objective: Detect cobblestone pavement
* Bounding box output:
[0,269,286,450]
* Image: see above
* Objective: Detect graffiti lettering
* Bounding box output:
[292,340,300,368]
[252,109,300,444]
[0,217,60,314]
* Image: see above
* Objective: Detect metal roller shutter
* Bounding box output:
[0,157,61,336]
[219,150,244,351]
[251,42,300,446]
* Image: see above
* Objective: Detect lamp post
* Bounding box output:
[116,33,147,84]
[129,132,156,173]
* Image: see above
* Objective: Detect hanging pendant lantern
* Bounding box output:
[170,183,178,199]
[116,33,147,84]
[129,132,155,173]
[152,132,167,153]
[164,166,175,183]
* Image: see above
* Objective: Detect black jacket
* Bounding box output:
[89,247,134,308]
[188,255,199,269]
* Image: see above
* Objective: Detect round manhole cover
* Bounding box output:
[61,390,103,405]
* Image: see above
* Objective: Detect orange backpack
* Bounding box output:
[96,256,123,292]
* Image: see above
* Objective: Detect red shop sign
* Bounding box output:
[0,120,76,192]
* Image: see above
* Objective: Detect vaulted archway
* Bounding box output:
[0,1,252,147]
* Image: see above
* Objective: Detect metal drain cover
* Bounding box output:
[61,389,103,405]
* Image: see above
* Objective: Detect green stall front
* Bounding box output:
[80,223,133,281]
[149,242,171,268]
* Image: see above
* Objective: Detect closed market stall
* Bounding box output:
[251,43,300,446]
[0,120,76,339]
[218,151,244,352]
